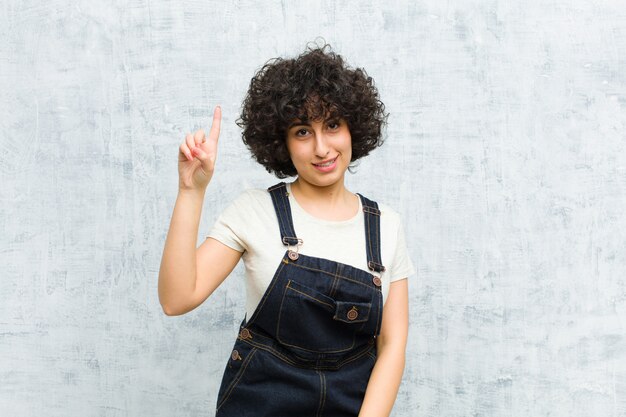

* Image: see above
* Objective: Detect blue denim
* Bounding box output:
[216,183,385,417]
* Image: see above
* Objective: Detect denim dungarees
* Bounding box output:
[216,182,385,417]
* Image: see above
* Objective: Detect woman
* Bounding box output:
[159,45,413,417]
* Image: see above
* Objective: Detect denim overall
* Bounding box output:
[216,182,385,417]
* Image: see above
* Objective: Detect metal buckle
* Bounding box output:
[367,261,386,272]
[363,206,381,216]
[283,237,303,261]
[282,237,303,246]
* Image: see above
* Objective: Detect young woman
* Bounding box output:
[158,45,414,417]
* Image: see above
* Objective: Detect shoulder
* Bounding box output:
[212,187,278,238]
[377,202,401,222]
[371,201,414,280]
[359,195,402,230]
[230,188,272,206]
[216,187,274,221]
[223,187,278,212]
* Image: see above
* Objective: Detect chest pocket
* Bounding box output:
[276,279,372,353]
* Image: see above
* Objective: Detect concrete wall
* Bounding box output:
[1,1,625,416]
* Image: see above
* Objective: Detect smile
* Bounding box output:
[313,158,337,168]
[312,157,338,172]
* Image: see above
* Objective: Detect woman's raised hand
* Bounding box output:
[178,106,222,192]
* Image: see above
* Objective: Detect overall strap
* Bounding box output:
[268,182,300,246]
[357,194,386,273]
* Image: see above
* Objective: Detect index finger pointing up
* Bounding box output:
[206,105,222,143]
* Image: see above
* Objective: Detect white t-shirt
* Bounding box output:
[207,183,414,319]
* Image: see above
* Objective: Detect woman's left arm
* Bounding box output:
[358,278,409,417]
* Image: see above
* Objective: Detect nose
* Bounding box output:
[313,131,330,158]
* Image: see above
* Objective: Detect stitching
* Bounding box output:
[335,344,373,368]
[269,190,285,242]
[369,261,384,271]
[361,196,374,270]
[374,211,382,266]
[242,338,299,366]
[276,280,356,354]
[267,182,286,192]
[328,269,339,299]
[286,284,334,309]
[366,208,374,270]
[363,206,381,215]
[271,189,291,245]
[362,197,385,271]
[321,372,326,416]
[278,333,356,354]
[278,188,297,241]
[269,184,298,247]
[374,292,382,336]
[245,262,285,326]
[275,280,289,344]
[286,262,375,289]
[239,337,374,370]
[216,347,258,411]
[316,370,325,417]
[333,302,371,323]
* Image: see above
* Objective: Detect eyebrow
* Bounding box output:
[287,116,342,130]
[287,120,310,129]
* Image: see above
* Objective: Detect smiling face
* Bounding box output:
[285,116,352,189]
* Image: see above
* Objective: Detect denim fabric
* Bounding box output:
[216,183,385,417]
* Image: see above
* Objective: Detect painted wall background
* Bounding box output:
[1,0,625,416]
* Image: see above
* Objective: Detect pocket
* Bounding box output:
[276,280,372,353]
[333,301,371,324]
[216,344,258,411]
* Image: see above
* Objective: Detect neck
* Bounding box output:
[290,177,359,222]
[291,177,349,205]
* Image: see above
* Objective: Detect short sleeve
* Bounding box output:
[388,220,415,282]
[206,192,252,253]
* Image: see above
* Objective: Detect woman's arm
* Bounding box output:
[158,106,243,316]
[358,278,409,417]
[158,188,242,316]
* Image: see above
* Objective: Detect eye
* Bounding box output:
[295,128,309,136]
[327,120,341,130]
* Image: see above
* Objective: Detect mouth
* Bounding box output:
[312,157,337,168]
[312,157,338,173]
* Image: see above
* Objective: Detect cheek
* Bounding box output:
[343,136,353,156]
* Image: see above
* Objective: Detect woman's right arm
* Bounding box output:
[158,106,243,316]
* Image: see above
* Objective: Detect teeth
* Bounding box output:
[315,158,335,167]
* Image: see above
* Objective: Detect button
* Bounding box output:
[231,350,241,361]
[372,276,382,287]
[347,307,358,321]
[288,250,299,260]
[239,328,251,340]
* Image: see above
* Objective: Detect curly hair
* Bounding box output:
[237,44,388,178]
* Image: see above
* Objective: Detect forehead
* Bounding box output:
[288,114,340,128]
[294,100,341,123]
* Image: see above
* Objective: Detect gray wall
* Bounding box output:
[2,1,625,416]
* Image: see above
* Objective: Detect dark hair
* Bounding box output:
[237,43,388,178]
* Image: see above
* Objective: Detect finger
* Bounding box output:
[185,133,196,156]
[194,129,205,147]
[191,145,206,160]
[179,141,193,161]
[208,106,222,144]
[191,143,215,171]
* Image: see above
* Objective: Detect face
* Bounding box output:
[285,117,352,188]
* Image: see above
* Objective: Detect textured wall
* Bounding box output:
[1,1,625,416]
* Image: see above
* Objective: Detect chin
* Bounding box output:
[300,172,346,188]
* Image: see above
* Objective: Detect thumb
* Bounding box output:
[191,145,215,171]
